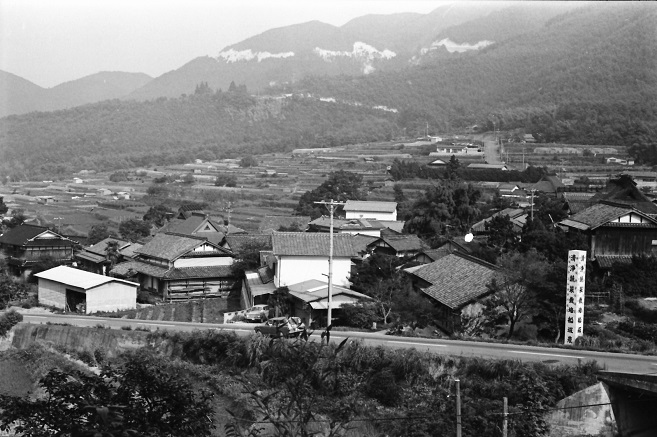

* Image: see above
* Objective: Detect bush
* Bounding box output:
[335,303,379,329]
[0,310,23,336]
[93,348,108,365]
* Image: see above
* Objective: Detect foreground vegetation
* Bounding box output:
[0,330,602,437]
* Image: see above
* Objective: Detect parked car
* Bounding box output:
[254,316,305,338]
[244,304,270,322]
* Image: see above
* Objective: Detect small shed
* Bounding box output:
[35,266,138,314]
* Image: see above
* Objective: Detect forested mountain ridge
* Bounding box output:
[0,70,153,117]
[0,89,394,180]
[126,2,572,101]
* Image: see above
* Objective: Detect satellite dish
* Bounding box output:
[464,233,474,243]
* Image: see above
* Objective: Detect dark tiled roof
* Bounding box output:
[0,224,70,246]
[257,266,274,283]
[225,234,272,253]
[595,255,633,269]
[259,215,311,233]
[111,260,169,278]
[352,234,380,253]
[564,203,651,230]
[370,235,427,253]
[86,238,131,256]
[471,208,525,233]
[272,232,358,257]
[344,200,397,213]
[590,177,657,214]
[419,247,451,261]
[162,265,235,280]
[76,250,106,264]
[136,233,207,261]
[411,253,498,309]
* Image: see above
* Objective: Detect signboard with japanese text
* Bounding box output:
[564,250,586,345]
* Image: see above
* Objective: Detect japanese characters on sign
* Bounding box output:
[564,250,586,345]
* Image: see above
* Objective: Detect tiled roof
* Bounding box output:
[272,232,358,257]
[162,265,235,280]
[135,233,207,261]
[589,177,657,214]
[595,255,633,269]
[111,260,169,278]
[411,253,498,309]
[344,200,397,213]
[86,238,131,256]
[419,247,451,261]
[309,217,387,231]
[76,250,106,264]
[245,271,277,297]
[471,208,526,233]
[259,215,310,233]
[352,234,380,253]
[564,203,642,230]
[373,235,426,252]
[0,224,70,246]
[225,234,272,254]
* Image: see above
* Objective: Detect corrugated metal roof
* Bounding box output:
[344,200,397,213]
[35,266,137,289]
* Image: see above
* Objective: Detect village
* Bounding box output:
[0,133,655,338]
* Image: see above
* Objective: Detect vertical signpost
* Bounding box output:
[564,250,587,345]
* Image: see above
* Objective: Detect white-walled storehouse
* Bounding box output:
[271,232,357,288]
[343,200,397,221]
[35,266,137,314]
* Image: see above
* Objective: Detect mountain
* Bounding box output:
[126,2,540,101]
[0,71,152,117]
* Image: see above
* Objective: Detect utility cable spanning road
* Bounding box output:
[19,313,657,374]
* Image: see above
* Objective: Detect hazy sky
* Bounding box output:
[1,0,448,88]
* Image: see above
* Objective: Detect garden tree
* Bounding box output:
[214,173,237,187]
[404,182,481,243]
[0,309,23,337]
[6,209,27,228]
[518,219,588,263]
[104,240,121,271]
[0,350,215,437]
[446,155,461,179]
[532,193,568,227]
[239,155,258,168]
[606,255,657,297]
[268,286,294,318]
[230,239,271,278]
[295,170,366,219]
[0,196,8,215]
[485,214,518,252]
[485,249,551,339]
[0,275,30,309]
[532,260,568,343]
[87,224,118,245]
[351,254,405,292]
[118,219,151,242]
[143,204,173,227]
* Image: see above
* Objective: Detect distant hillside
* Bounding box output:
[0,71,152,117]
[126,2,537,101]
[0,90,395,179]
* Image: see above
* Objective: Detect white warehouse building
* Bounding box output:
[35,266,138,314]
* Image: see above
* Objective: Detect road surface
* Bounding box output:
[476,133,503,165]
[18,313,657,374]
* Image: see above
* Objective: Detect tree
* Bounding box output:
[87,224,113,245]
[393,184,406,202]
[118,219,151,242]
[486,250,550,339]
[0,350,215,437]
[230,239,270,278]
[485,214,518,252]
[214,173,237,187]
[239,156,258,168]
[446,155,461,179]
[0,196,8,215]
[182,173,196,184]
[295,170,365,219]
[6,209,26,228]
[104,240,121,272]
[143,204,173,227]
[268,286,294,318]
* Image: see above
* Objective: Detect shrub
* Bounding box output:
[0,310,23,336]
[93,348,108,365]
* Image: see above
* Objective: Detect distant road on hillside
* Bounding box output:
[19,314,657,374]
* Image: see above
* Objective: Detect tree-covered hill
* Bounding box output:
[291,2,657,155]
[0,89,394,179]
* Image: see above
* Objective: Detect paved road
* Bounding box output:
[477,133,503,165]
[20,314,657,374]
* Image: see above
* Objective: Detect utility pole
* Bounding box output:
[530,189,536,222]
[314,199,345,328]
[502,397,508,437]
[455,379,462,437]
